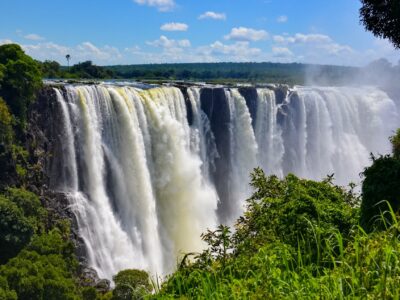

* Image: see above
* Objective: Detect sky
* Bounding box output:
[0,0,399,66]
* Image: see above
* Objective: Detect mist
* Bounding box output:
[305,58,400,105]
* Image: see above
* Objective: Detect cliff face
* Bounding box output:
[26,86,107,287]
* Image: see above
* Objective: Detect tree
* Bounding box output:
[112,269,151,300]
[360,0,400,48]
[66,54,71,70]
[0,44,42,128]
[361,129,400,232]
[0,231,80,300]
[0,196,34,263]
[390,128,400,159]
[41,60,61,78]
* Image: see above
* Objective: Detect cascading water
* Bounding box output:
[51,83,399,280]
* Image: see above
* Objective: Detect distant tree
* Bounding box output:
[66,54,71,69]
[112,269,151,300]
[70,60,113,79]
[360,0,400,48]
[41,60,61,78]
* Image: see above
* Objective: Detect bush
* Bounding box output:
[112,269,152,300]
[361,156,400,232]
[0,44,42,128]
[0,275,17,300]
[0,97,13,146]
[5,188,47,233]
[157,170,364,299]
[0,231,80,300]
[361,129,400,232]
[390,128,400,159]
[0,195,34,263]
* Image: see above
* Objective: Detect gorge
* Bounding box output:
[45,83,399,281]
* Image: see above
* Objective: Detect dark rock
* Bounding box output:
[273,84,289,105]
[238,87,258,128]
[95,279,111,293]
[80,267,99,287]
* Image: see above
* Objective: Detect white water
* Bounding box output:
[53,84,399,280]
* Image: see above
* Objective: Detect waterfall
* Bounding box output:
[52,83,399,280]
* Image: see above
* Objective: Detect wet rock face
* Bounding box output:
[178,86,194,126]
[238,87,258,129]
[273,85,289,105]
[80,267,111,293]
[199,87,233,222]
[27,86,100,285]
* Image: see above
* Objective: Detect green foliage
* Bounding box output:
[361,130,400,232]
[0,186,84,299]
[40,60,61,78]
[0,188,48,263]
[360,0,400,49]
[0,195,34,263]
[234,170,357,260]
[361,156,400,232]
[104,62,358,85]
[112,269,152,300]
[390,128,400,159]
[0,230,80,300]
[5,188,47,233]
[0,97,13,145]
[154,170,400,299]
[69,61,114,79]
[0,98,14,179]
[0,44,95,300]
[0,44,42,128]
[0,276,17,300]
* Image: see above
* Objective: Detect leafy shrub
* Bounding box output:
[361,156,400,232]
[0,195,34,263]
[0,275,17,300]
[155,170,400,299]
[112,269,152,300]
[0,44,42,128]
[0,230,80,300]
[5,188,47,232]
[391,128,400,159]
[361,130,400,232]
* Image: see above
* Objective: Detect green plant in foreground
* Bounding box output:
[153,169,400,299]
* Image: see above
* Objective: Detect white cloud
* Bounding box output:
[23,33,45,41]
[271,32,359,65]
[0,39,14,45]
[198,11,226,20]
[273,33,332,44]
[147,35,191,48]
[225,27,268,42]
[21,41,122,65]
[198,41,262,61]
[277,15,288,23]
[160,22,188,31]
[3,29,399,66]
[133,0,175,12]
[272,47,293,57]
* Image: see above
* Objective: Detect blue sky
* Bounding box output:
[0,0,399,66]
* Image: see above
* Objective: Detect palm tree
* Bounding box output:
[66,54,71,70]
